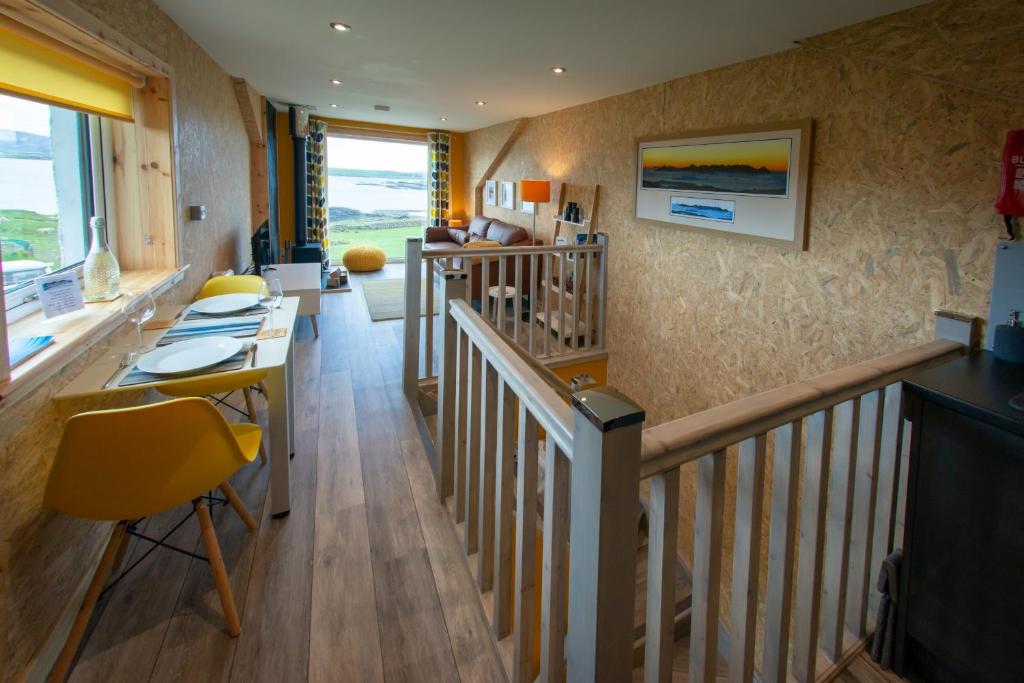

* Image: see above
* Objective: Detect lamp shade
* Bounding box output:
[519,179,550,203]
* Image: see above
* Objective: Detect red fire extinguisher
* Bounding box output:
[995,129,1024,240]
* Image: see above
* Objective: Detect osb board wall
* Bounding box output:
[464,0,1024,643]
[75,0,252,300]
[0,1,251,678]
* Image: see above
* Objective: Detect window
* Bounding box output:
[327,135,427,261]
[0,92,103,313]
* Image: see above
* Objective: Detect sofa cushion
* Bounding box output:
[467,216,492,239]
[425,226,450,242]
[448,228,469,245]
[486,220,529,246]
[423,240,461,250]
[461,239,502,265]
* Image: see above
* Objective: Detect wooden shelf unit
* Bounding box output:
[536,183,601,346]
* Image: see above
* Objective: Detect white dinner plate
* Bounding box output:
[189,293,261,315]
[137,336,244,375]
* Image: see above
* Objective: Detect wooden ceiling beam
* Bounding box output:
[474,117,530,215]
[231,77,264,146]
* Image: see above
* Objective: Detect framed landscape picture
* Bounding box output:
[635,119,812,250]
[500,181,515,209]
[484,179,497,206]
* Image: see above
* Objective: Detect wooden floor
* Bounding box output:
[65,263,905,683]
[67,264,507,683]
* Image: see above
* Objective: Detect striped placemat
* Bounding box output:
[158,317,263,345]
[117,346,252,388]
[184,305,267,321]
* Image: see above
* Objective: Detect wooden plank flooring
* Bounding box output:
[66,264,505,683]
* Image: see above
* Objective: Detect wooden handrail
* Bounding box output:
[421,243,603,259]
[449,299,574,454]
[491,323,573,401]
[638,339,965,479]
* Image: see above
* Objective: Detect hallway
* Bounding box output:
[67,267,506,682]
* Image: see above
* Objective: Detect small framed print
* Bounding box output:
[521,200,535,215]
[500,181,515,209]
[484,180,497,206]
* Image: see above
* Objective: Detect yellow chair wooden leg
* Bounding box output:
[311,314,319,338]
[194,498,241,637]
[219,481,257,530]
[49,522,128,683]
[242,387,267,464]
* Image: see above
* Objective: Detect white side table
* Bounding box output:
[488,285,517,331]
[263,263,321,337]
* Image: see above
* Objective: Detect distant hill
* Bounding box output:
[0,131,51,160]
[328,167,425,180]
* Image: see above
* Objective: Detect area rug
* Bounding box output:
[361,278,440,322]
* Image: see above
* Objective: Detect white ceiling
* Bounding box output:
[154,0,924,132]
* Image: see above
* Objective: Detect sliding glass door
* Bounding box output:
[327,135,427,262]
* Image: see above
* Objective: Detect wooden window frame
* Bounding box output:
[0,0,184,403]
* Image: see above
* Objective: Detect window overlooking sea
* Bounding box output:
[0,93,92,302]
[327,136,427,261]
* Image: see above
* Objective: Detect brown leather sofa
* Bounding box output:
[424,216,539,299]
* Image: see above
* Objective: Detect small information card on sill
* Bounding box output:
[34,272,85,319]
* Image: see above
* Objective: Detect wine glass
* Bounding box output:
[259,277,283,329]
[122,289,156,361]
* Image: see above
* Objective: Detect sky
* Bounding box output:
[326,136,426,172]
[642,138,791,172]
[0,94,50,136]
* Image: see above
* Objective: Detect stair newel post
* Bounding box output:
[402,237,423,399]
[435,269,467,502]
[566,386,646,682]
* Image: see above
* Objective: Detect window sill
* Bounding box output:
[0,267,188,407]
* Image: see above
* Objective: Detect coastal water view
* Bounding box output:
[642,137,792,197]
[0,93,72,290]
[327,137,428,261]
[670,195,735,223]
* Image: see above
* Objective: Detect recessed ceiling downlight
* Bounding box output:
[440,116,447,121]
[551,66,567,74]
[329,79,342,85]
[330,103,338,108]
[330,22,352,31]
[475,100,486,106]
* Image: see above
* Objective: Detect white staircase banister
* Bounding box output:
[448,298,574,454]
[638,338,965,479]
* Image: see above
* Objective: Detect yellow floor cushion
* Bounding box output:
[342,245,387,272]
[462,239,502,265]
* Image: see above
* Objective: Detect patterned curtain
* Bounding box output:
[427,131,451,227]
[305,119,328,250]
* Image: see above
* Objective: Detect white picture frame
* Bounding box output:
[521,200,535,215]
[635,119,813,250]
[500,181,515,210]
[484,179,497,206]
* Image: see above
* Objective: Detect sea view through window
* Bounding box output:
[327,136,427,261]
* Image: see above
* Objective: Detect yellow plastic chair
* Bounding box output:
[161,275,270,463]
[196,274,264,300]
[45,398,260,683]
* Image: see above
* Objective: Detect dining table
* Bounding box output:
[55,296,299,518]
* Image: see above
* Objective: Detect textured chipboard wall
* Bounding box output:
[0,1,251,678]
[464,0,1024,646]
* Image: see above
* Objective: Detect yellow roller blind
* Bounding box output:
[0,21,134,121]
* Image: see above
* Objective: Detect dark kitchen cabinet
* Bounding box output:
[897,352,1024,683]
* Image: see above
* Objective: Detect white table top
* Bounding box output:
[261,263,321,293]
[56,297,299,400]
